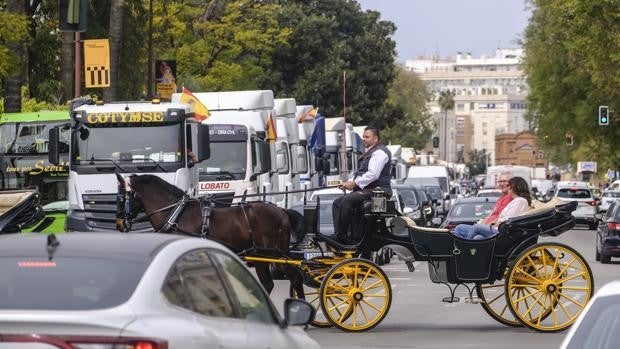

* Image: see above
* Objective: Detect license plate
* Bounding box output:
[304,252,334,259]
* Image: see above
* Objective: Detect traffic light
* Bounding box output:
[59,0,88,32]
[432,137,439,148]
[599,105,609,126]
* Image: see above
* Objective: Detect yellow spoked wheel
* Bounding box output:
[505,242,594,332]
[319,258,392,332]
[476,282,522,327]
[289,267,332,328]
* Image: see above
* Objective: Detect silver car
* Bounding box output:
[554,184,598,229]
[599,190,620,212]
[0,233,319,349]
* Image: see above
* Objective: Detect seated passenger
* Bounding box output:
[453,176,531,240]
[332,126,392,244]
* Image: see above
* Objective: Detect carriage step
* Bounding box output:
[405,260,416,272]
[442,296,460,303]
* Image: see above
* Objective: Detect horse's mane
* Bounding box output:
[130,174,185,201]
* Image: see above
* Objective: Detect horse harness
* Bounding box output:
[121,190,257,248]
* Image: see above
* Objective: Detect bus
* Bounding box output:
[0,111,70,232]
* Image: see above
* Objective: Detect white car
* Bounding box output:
[559,280,620,349]
[476,188,503,198]
[0,233,319,349]
[553,182,598,229]
[599,190,620,212]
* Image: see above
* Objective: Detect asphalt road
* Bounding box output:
[270,226,618,349]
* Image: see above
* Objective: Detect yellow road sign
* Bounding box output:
[83,39,110,88]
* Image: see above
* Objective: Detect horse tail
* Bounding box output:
[285,209,306,250]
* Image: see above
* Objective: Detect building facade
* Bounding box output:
[495,131,548,168]
[407,48,530,165]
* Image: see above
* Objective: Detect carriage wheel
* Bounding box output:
[505,242,593,332]
[476,282,522,327]
[319,258,392,332]
[289,268,333,328]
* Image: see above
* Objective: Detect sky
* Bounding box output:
[356,0,531,60]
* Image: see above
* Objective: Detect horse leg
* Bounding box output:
[254,263,275,294]
[285,265,305,300]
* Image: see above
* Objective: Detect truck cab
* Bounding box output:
[173,90,278,205]
[50,99,210,231]
[387,144,408,183]
[324,117,346,186]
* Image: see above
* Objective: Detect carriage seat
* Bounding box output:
[0,191,35,215]
[399,216,450,234]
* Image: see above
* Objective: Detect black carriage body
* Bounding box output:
[354,200,577,284]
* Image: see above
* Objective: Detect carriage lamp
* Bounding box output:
[371,188,387,213]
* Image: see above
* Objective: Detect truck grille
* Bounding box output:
[82,194,152,231]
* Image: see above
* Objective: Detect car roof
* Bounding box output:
[594,280,620,298]
[556,181,589,188]
[0,233,207,262]
[453,197,498,204]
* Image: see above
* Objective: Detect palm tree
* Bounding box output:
[437,90,455,161]
[103,0,125,102]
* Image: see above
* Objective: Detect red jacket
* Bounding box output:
[485,194,513,224]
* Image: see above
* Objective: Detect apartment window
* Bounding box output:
[456,130,465,137]
[470,102,475,110]
[456,103,464,111]
[483,130,488,136]
[456,117,465,127]
[482,122,488,127]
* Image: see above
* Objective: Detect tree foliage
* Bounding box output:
[0,6,29,79]
[382,67,433,149]
[523,0,620,170]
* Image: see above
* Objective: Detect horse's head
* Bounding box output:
[115,173,143,232]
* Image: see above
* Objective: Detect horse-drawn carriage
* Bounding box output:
[0,190,44,233]
[117,175,593,333]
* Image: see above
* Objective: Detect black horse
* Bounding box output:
[115,174,305,297]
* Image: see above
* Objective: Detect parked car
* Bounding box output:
[440,197,498,231]
[599,190,620,212]
[559,280,620,349]
[595,201,620,263]
[0,233,318,349]
[553,181,598,229]
[476,189,503,198]
[393,184,430,226]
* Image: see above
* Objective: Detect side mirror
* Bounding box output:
[444,194,450,200]
[259,141,271,173]
[314,156,324,172]
[48,127,60,165]
[283,298,315,327]
[403,207,413,215]
[296,147,308,173]
[196,124,211,162]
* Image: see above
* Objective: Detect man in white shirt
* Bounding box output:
[332,126,392,243]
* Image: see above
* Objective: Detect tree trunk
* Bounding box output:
[4,0,27,112]
[61,31,75,102]
[103,0,125,102]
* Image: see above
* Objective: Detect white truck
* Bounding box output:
[324,117,347,186]
[48,99,210,231]
[485,165,532,189]
[172,90,279,205]
[274,98,302,207]
[345,123,362,176]
[387,144,407,182]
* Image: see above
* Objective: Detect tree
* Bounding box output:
[382,66,433,149]
[103,0,126,102]
[523,0,620,171]
[266,0,396,126]
[437,90,455,160]
[2,0,29,112]
[466,149,487,176]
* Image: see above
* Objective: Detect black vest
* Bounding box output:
[354,143,392,191]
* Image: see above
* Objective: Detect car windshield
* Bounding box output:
[324,152,339,175]
[396,188,418,206]
[198,141,247,181]
[557,188,592,199]
[425,186,443,200]
[566,295,620,349]
[0,121,70,155]
[478,191,503,198]
[450,202,495,218]
[0,256,148,310]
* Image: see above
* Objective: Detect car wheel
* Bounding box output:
[600,251,611,264]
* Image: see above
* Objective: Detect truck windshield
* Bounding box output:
[71,123,183,166]
[198,124,248,181]
[0,122,70,206]
[198,141,247,181]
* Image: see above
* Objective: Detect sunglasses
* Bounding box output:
[497,180,508,183]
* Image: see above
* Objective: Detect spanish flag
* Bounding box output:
[267,112,277,143]
[297,107,318,122]
[180,87,210,121]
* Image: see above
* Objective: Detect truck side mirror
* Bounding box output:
[196,124,210,162]
[276,152,287,173]
[48,127,60,165]
[296,147,308,173]
[314,156,324,172]
[259,141,271,174]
